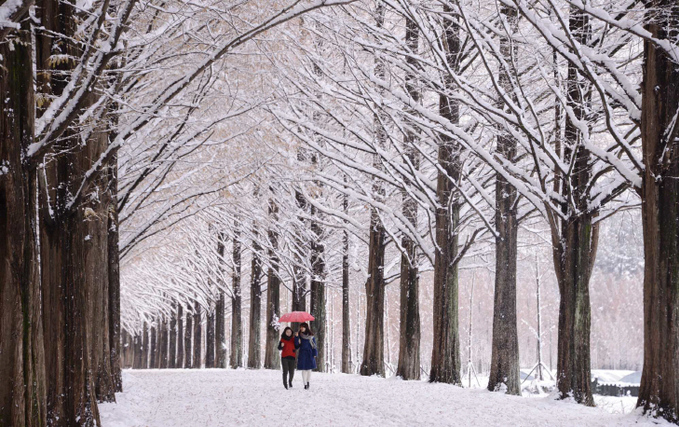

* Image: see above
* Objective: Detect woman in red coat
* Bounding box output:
[278,327,298,389]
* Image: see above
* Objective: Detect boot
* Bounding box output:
[289,380,293,388]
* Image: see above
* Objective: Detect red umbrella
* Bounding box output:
[279,311,315,323]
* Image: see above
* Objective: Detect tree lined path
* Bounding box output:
[99,369,664,427]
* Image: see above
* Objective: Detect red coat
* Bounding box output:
[279,336,297,358]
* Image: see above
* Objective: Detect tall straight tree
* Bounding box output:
[264,197,281,370]
[637,0,679,422]
[549,7,597,405]
[142,322,149,369]
[107,154,122,391]
[231,222,244,368]
[360,1,387,378]
[430,4,463,385]
[193,300,202,368]
[184,306,193,368]
[341,190,352,374]
[159,317,169,368]
[309,202,327,372]
[216,232,227,368]
[293,178,308,324]
[150,324,158,369]
[205,306,215,368]
[0,17,47,426]
[397,12,422,381]
[248,228,264,369]
[177,304,185,368]
[487,4,520,396]
[169,302,177,368]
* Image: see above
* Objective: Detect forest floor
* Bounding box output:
[99,369,667,426]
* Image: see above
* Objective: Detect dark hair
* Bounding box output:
[280,327,294,340]
[298,322,314,336]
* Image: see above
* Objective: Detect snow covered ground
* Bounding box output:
[99,369,668,427]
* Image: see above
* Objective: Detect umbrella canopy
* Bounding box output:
[279,311,315,323]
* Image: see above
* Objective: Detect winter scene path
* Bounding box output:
[100,370,665,427]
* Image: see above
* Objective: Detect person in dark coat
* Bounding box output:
[278,327,298,389]
[294,322,317,390]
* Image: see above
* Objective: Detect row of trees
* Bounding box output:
[259,0,678,421]
[3,0,679,425]
[0,0,349,425]
[123,1,679,424]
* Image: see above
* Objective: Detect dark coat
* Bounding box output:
[295,335,317,370]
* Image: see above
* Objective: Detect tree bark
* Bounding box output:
[550,8,597,406]
[193,302,202,368]
[184,307,193,368]
[142,322,149,369]
[231,224,243,368]
[0,22,47,427]
[150,324,158,369]
[216,292,226,368]
[248,230,264,369]
[360,2,387,378]
[159,316,169,369]
[488,4,520,396]
[206,308,215,368]
[216,232,227,368]
[430,5,462,385]
[264,199,281,370]
[177,304,184,369]
[310,204,326,372]
[292,187,308,332]
[107,156,122,391]
[341,191,352,374]
[397,14,421,382]
[637,1,679,421]
[169,302,177,368]
[133,332,143,369]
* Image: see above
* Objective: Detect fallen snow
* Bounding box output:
[99,369,668,427]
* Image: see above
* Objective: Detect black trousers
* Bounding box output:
[282,357,296,386]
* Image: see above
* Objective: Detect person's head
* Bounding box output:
[299,322,313,336]
[281,327,293,339]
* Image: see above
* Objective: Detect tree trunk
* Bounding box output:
[159,317,169,369]
[133,332,143,369]
[396,14,421,382]
[488,4,520,396]
[637,2,679,421]
[193,303,202,368]
[169,302,177,368]
[184,307,193,368]
[216,292,226,368]
[142,322,149,369]
[293,187,308,332]
[177,304,184,368]
[551,7,597,406]
[231,225,243,368]
[248,231,264,369]
[0,23,47,427]
[36,0,116,416]
[206,308,215,368]
[150,324,158,369]
[341,191,352,374]
[264,200,281,370]
[107,157,122,390]
[430,5,462,385]
[216,232,227,368]
[310,204,326,372]
[360,2,387,378]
